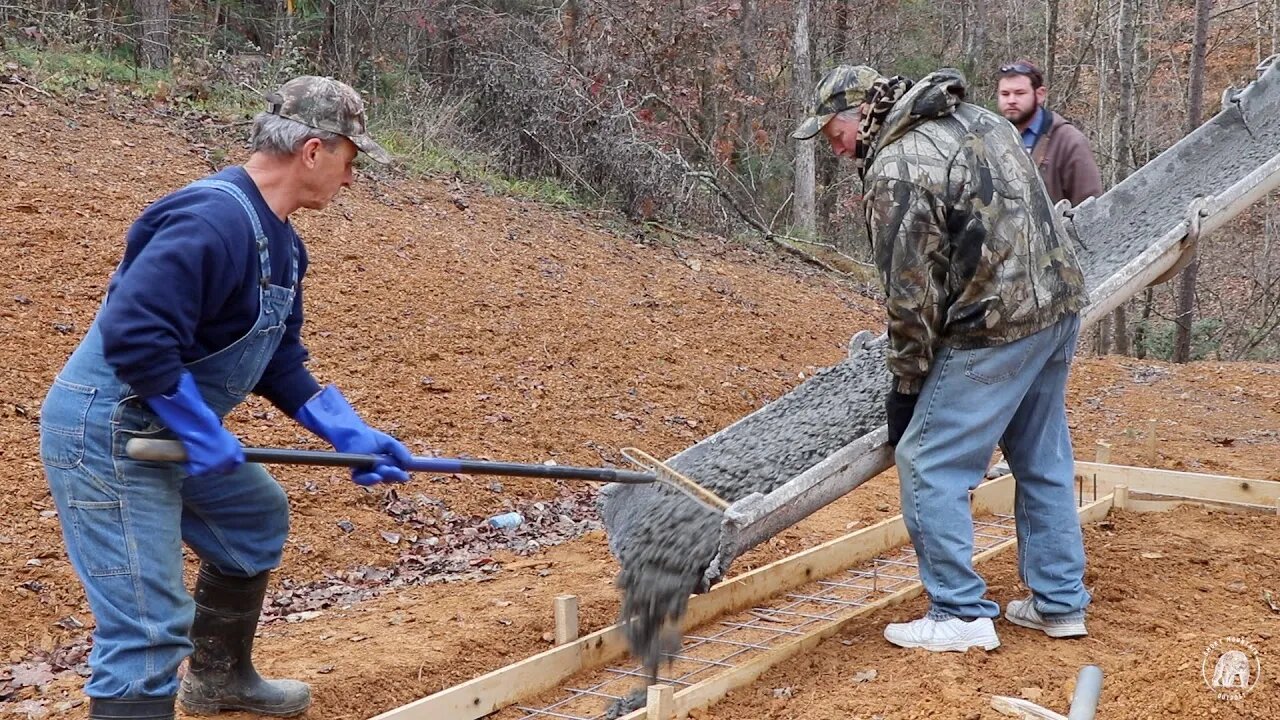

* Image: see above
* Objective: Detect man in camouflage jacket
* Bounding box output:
[794,66,1091,652]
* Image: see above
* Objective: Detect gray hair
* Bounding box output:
[249,112,343,156]
[836,109,862,123]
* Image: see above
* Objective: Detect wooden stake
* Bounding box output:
[553,595,579,645]
[646,684,674,720]
[1094,441,1111,464]
[1113,484,1129,510]
[1146,419,1158,464]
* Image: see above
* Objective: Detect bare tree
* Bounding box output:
[1092,0,1111,354]
[133,0,170,69]
[1044,0,1059,88]
[816,0,849,242]
[792,0,816,237]
[1174,0,1212,362]
[562,0,582,67]
[1111,0,1138,355]
[961,0,989,78]
[737,0,758,97]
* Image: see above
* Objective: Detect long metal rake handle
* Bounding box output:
[125,438,658,484]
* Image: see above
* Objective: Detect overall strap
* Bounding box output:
[190,178,272,289]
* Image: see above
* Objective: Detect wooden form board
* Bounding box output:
[1074,462,1280,512]
[374,462,1268,720]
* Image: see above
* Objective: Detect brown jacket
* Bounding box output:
[1030,110,1104,207]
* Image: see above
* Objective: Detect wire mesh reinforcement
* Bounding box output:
[505,512,1023,720]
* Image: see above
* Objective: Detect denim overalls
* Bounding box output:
[40,179,298,699]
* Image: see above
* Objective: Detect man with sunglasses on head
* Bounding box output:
[996,60,1103,207]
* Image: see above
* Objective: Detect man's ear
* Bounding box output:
[1035,86,1048,104]
[300,137,324,168]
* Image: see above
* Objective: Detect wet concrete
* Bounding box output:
[602,688,647,719]
[600,345,890,674]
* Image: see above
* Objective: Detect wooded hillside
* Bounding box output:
[4,0,1278,359]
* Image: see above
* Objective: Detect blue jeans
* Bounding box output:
[895,314,1089,621]
[41,382,290,698]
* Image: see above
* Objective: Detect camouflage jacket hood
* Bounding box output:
[866,69,967,167]
[863,69,1087,394]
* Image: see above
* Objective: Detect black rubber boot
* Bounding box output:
[178,564,311,717]
[88,696,175,719]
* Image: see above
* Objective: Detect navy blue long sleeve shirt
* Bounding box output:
[99,166,322,416]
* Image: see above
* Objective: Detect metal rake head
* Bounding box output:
[619,447,729,513]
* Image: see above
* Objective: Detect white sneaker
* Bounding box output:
[1004,597,1088,638]
[883,615,1000,652]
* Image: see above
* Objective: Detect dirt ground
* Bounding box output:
[699,507,1280,720]
[1,77,1278,719]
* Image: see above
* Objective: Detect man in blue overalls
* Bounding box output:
[39,76,411,719]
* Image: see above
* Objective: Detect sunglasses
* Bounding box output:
[999,62,1039,75]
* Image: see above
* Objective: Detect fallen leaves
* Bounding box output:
[0,640,91,703]
[9,663,55,689]
[261,489,602,623]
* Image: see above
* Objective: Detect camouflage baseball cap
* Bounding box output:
[792,64,883,140]
[265,76,391,164]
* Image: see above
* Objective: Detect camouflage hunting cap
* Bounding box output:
[792,64,883,140]
[265,76,391,164]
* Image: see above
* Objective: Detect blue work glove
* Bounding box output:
[885,386,920,447]
[296,385,412,486]
[143,370,245,477]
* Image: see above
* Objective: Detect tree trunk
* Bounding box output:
[1174,0,1212,363]
[1044,0,1059,88]
[963,0,988,78]
[1111,0,1138,356]
[133,0,170,69]
[1258,0,1266,62]
[1094,13,1111,189]
[1173,262,1202,362]
[203,0,223,62]
[562,0,581,66]
[816,0,852,243]
[1133,288,1153,358]
[792,0,816,237]
[737,0,758,97]
[1113,305,1130,355]
[321,0,336,68]
[1115,0,1136,179]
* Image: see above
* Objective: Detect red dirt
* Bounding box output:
[1,78,1278,719]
